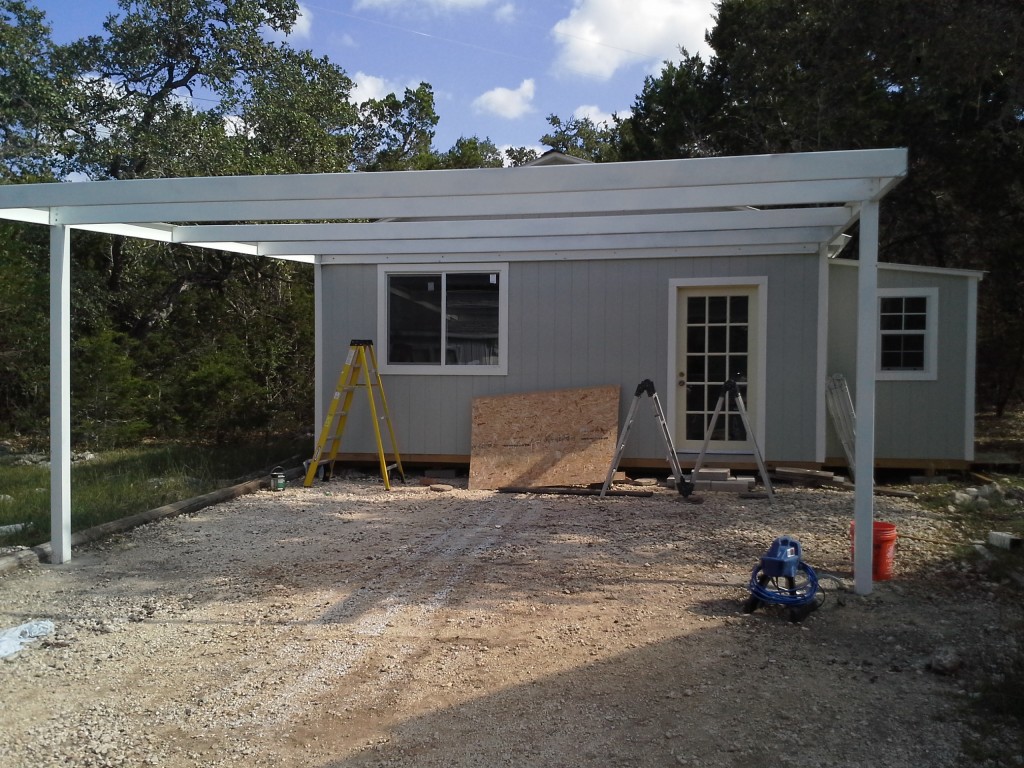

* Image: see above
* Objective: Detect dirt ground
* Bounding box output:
[0,475,1020,768]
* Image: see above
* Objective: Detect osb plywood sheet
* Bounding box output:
[469,385,620,490]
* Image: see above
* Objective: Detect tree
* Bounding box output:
[504,146,540,167]
[351,84,439,171]
[429,136,504,169]
[621,0,1024,412]
[0,0,66,180]
[0,222,49,437]
[57,0,304,181]
[540,114,622,163]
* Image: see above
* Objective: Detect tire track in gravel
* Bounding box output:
[219,498,527,728]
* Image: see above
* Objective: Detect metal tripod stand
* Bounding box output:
[601,380,694,498]
[691,379,773,498]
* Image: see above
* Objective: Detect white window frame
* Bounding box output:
[877,287,938,381]
[376,262,509,376]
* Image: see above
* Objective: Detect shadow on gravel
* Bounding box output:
[312,605,966,768]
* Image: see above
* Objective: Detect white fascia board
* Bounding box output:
[175,206,854,245]
[319,242,819,265]
[260,226,835,257]
[263,253,315,264]
[50,179,880,226]
[831,258,986,280]
[0,207,50,224]
[0,149,907,211]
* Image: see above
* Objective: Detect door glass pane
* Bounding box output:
[686,354,705,381]
[687,297,706,323]
[687,326,706,353]
[729,296,749,323]
[707,354,727,383]
[729,355,748,380]
[388,274,441,363]
[708,325,726,352]
[729,326,748,353]
[708,296,728,323]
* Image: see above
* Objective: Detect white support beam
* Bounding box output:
[0,149,909,211]
[318,242,820,265]
[259,226,838,257]
[173,206,854,245]
[48,179,882,226]
[314,259,324,442]
[49,225,72,564]
[853,200,880,596]
[0,207,50,225]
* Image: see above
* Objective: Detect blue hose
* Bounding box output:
[748,560,820,607]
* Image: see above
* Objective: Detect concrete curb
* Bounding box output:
[0,466,305,576]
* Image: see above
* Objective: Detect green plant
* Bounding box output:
[0,436,308,548]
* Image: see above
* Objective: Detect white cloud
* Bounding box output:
[291,4,313,38]
[349,71,401,103]
[354,0,494,11]
[494,3,516,22]
[573,104,616,127]
[348,72,425,104]
[264,3,313,40]
[551,0,715,80]
[472,79,535,119]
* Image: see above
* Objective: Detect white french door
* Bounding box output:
[673,283,764,453]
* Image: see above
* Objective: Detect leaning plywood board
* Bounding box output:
[469,385,620,490]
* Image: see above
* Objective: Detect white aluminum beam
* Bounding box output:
[258,226,838,257]
[48,179,882,226]
[50,225,72,564]
[70,222,176,241]
[853,200,879,595]
[0,207,50,225]
[0,149,908,212]
[319,242,819,265]
[172,206,854,245]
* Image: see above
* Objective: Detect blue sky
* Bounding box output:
[34,0,717,155]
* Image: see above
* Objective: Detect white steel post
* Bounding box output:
[313,258,324,433]
[853,201,879,595]
[50,224,72,563]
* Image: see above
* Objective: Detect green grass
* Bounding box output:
[0,437,309,548]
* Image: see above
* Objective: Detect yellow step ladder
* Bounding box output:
[303,339,405,489]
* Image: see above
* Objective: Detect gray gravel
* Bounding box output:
[0,479,1019,767]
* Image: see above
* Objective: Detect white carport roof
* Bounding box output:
[0,148,905,262]
[0,147,908,597]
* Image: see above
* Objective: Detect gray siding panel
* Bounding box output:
[826,262,973,461]
[319,252,830,463]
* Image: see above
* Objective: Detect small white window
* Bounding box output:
[377,263,508,375]
[877,288,938,380]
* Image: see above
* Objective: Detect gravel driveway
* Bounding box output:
[0,477,1017,767]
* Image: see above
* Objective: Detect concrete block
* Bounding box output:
[693,468,731,481]
[693,478,754,492]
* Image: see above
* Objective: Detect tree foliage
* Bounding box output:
[618,0,1024,412]
[0,0,512,447]
[541,114,622,162]
[0,0,66,180]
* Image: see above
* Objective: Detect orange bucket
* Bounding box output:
[849,521,898,580]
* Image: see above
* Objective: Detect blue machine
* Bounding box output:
[742,536,820,622]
